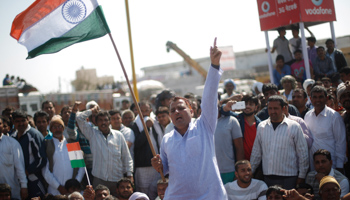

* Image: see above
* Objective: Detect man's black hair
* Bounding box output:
[116,178,134,189]
[313,149,332,161]
[262,83,278,95]
[277,27,286,34]
[267,95,287,108]
[316,46,325,51]
[339,67,350,75]
[276,55,284,62]
[64,179,81,191]
[95,184,110,193]
[294,49,302,54]
[242,94,260,106]
[310,85,327,98]
[234,160,251,172]
[42,100,55,110]
[95,111,111,123]
[12,110,28,120]
[34,110,50,123]
[266,185,284,197]
[325,39,334,44]
[293,88,307,99]
[108,109,121,117]
[60,105,71,115]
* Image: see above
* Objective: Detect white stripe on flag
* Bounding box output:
[68,150,84,160]
[19,0,99,51]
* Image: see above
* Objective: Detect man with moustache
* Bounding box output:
[115,178,134,200]
[224,160,268,200]
[151,38,227,199]
[250,95,309,189]
[304,86,346,171]
[76,108,133,195]
[42,116,84,195]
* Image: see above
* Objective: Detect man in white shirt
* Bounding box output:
[250,95,309,189]
[306,149,349,200]
[304,85,346,171]
[224,160,267,200]
[43,116,84,195]
[0,117,27,200]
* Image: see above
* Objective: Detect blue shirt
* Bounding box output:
[273,64,291,87]
[160,65,227,200]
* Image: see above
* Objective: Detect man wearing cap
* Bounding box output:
[326,39,347,72]
[269,27,293,65]
[306,149,349,199]
[304,86,346,171]
[318,176,341,200]
[221,79,236,100]
[43,116,84,195]
[338,82,350,179]
[307,37,318,65]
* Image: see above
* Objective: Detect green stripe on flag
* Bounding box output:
[70,159,86,168]
[27,6,110,59]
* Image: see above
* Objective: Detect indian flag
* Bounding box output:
[10,0,110,59]
[67,142,86,168]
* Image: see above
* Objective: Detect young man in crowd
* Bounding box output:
[224,160,268,200]
[304,86,346,171]
[270,27,293,65]
[0,117,28,200]
[312,46,336,80]
[273,55,291,89]
[115,178,134,200]
[34,110,52,139]
[292,88,311,119]
[307,36,318,65]
[221,94,261,161]
[11,110,47,198]
[305,149,349,199]
[325,39,347,72]
[42,101,56,122]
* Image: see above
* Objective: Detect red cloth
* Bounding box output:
[243,119,257,161]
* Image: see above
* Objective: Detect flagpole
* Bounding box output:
[84,167,91,186]
[107,33,165,182]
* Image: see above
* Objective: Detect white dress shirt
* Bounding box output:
[304,106,347,169]
[250,116,309,178]
[0,134,27,199]
[42,137,84,195]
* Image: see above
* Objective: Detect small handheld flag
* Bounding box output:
[67,142,91,185]
[10,0,110,59]
[67,142,85,168]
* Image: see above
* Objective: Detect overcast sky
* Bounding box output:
[1,0,349,93]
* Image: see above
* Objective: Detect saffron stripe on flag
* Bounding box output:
[68,150,84,160]
[10,0,67,40]
[67,142,81,152]
[70,159,86,168]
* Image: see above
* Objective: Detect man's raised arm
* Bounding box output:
[200,37,223,133]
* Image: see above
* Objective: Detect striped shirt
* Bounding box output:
[250,116,309,178]
[76,110,133,182]
[224,179,267,200]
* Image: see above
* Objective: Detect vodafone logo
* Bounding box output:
[312,0,323,6]
[262,1,270,12]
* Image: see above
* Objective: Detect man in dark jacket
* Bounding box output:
[326,39,348,72]
[11,110,47,198]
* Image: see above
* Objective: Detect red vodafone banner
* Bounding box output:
[299,0,336,22]
[257,0,336,31]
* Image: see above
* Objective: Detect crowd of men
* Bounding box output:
[1,37,350,200]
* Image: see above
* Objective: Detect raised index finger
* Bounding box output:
[213,37,217,47]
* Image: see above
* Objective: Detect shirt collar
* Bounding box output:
[12,124,31,138]
[313,106,327,117]
[267,115,288,126]
[329,168,335,176]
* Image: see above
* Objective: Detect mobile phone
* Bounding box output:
[231,101,246,110]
